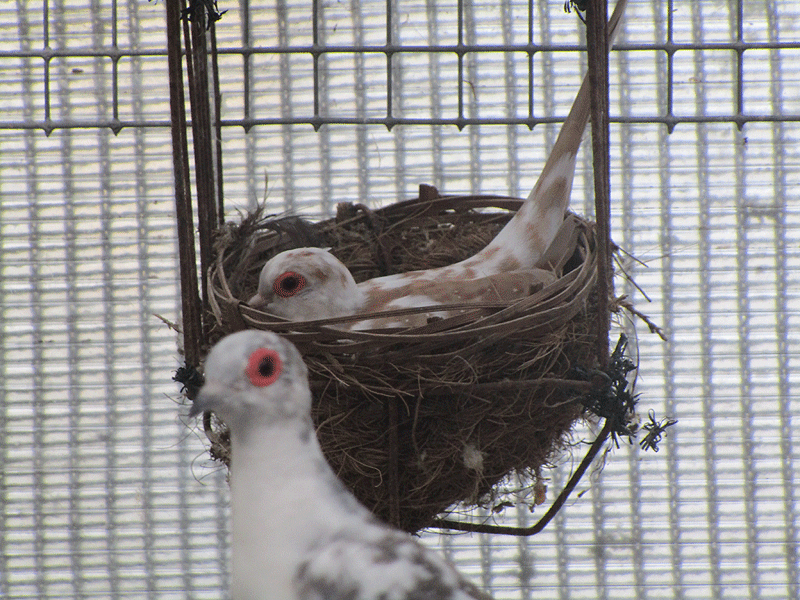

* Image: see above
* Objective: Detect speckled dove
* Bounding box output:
[189,330,493,600]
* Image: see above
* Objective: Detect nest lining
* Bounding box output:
[205,188,609,533]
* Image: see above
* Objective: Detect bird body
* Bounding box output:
[357,267,556,329]
[251,246,556,328]
[248,0,628,329]
[190,330,492,599]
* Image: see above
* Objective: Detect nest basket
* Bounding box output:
[205,185,609,534]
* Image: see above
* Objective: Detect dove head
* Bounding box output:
[248,247,365,321]
[189,330,312,430]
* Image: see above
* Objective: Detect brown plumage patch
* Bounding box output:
[544,177,569,210]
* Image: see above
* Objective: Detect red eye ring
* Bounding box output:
[245,348,282,387]
[273,271,306,298]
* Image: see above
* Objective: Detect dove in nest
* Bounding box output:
[189,330,494,600]
[249,245,558,328]
[248,0,627,329]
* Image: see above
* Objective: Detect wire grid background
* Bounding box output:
[1,0,798,598]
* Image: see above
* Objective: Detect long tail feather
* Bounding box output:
[465,0,629,274]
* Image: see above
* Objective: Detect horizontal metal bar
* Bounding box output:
[0,119,171,133]
[237,40,800,55]
[220,114,800,128]
[3,40,800,61]
[3,113,799,134]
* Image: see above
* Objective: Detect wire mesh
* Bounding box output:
[1,0,798,598]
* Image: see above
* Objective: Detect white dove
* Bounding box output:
[248,0,628,329]
[189,330,493,600]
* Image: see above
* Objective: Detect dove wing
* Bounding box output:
[296,530,493,600]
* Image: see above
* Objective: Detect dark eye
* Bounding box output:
[245,348,282,387]
[273,271,306,298]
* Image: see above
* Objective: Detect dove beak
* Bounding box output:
[188,383,225,418]
[247,292,268,310]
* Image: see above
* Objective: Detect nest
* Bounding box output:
[205,185,609,533]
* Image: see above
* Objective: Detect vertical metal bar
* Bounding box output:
[314,0,333,216]
[500,0,518,197]
[276,0,296,211]
[665,0,675,132]
[43,1,51,134]
[463,0,480,192]
[385,0,393,124]
[209,23,225,224]
[242,0,252,127]
[587,0,610,368]
[735,0,744,128]
[351,2,369,205]
[312,0,321,124]
[456,0,464,129]
[111,0,119,127]
[527,0,535,129]
[425,0,444,188]
[587,5,611,594]
[166,0,202,369]
[242,0,257,209]
[187,10,219,338]
[388,0,407,207]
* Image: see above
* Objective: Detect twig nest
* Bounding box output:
[205,187,607,533]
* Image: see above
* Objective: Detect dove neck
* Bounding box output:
[228,417,364,598]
